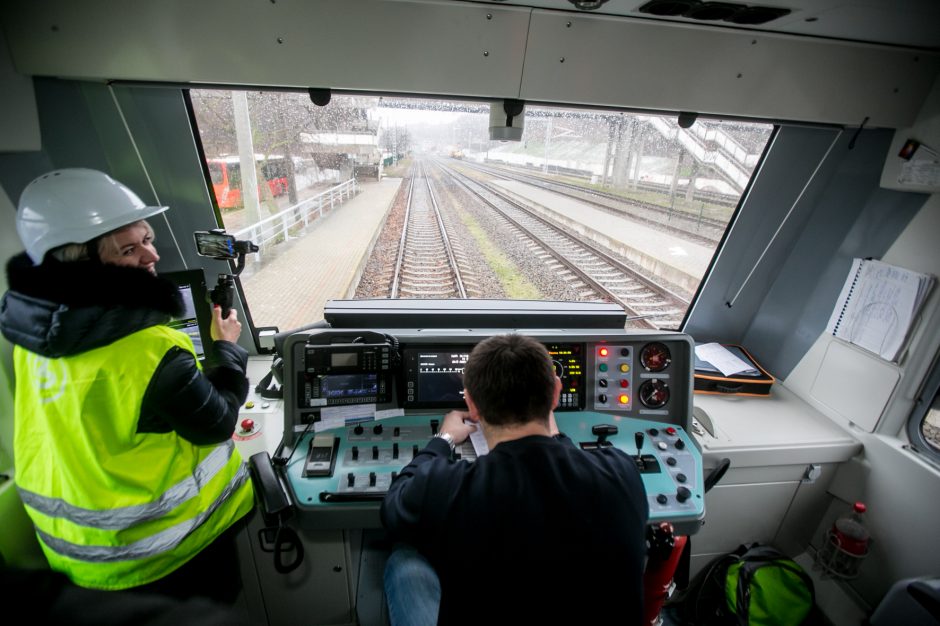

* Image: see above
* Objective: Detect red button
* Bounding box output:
[665,427,677,435]
[241,418,255,432]
[599,347,609,357]
[620,379,629,388]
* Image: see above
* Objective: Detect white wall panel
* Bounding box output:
[1,0,531,98]
[520,10,940,127]
[3,1,939,126]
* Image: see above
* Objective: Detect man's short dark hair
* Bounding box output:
[462,334,556,427]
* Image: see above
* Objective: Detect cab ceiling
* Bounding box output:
[1,0,938,128]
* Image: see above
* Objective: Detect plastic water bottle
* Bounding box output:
[833,501,870,555]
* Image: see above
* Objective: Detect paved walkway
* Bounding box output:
[240,179,402,331]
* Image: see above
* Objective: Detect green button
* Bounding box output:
[599,363,608,372]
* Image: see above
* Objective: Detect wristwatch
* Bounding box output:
[434,431,456,452]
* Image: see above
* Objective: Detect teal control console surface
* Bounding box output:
[284,411,704,535]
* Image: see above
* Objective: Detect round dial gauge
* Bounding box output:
[639,379,670,408]
[640,342,671,372]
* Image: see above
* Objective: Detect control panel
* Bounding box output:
[278,328,699,530]
[283,412,704,535]
[283,330,694,440]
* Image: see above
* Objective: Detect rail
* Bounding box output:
[231,178,360,261]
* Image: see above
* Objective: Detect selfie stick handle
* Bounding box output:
[211,274,235,319]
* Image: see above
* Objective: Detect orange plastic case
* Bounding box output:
[694,344,775,396]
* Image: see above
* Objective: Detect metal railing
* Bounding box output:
[231,178,359,262]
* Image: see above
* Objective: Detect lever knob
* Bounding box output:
[592,424,618,443]
[676,486,691,503]
[634,431,645,454]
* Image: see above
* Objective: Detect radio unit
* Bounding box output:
[298,342,393,407]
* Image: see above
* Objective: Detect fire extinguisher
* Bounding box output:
[643,522,688,626]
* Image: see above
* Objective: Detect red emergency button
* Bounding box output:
[665,427,677,435]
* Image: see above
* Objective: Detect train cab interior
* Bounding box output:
[1,1,939,624]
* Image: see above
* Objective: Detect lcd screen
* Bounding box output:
[320,374,377,398]
[416,351,468,403]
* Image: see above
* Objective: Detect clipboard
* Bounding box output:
[694,344,775,396]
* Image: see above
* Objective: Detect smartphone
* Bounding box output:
[193,231,237,259]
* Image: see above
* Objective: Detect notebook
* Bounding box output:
[825,258,935,362]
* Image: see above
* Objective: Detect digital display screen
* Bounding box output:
[320,374,377,398]
[418,351,468,403]
[403,343,584,410]
[413,350,469,404]
[165,281,207,360]
[331,352,358,367]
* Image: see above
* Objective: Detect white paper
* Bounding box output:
[375,408,405,420]
[315,404,376,432]
[826,258,934,361]
[468,426,489,457]
[313,416,345,433]
[695,342,753,377]
[898,157,940,187]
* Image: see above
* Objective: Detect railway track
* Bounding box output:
[390,162,467,299]
[432,160,689,328]
[455,159,728,246]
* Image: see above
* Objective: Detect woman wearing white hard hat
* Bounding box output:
[0,169,254,603]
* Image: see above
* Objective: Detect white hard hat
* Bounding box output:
[16,168,169,264]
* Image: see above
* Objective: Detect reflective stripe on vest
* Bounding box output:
[13,325,254,589]
[17,441,237,531]
[34,462,250,562]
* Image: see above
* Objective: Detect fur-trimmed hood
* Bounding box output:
[0,253,185,357]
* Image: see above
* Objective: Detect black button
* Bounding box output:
[666,457,677,466]
[353,425,364,435]
[675,439,685,450]
[369,472,376,487]
[620,348,630,357]
[373,424,383,435]
[648,428,659,437]
[347,473,355,488]
[351,446,359,461]
[393,426,400,437]
[676,486,691,502]
[656,494,668,505]
[677,473,687,483]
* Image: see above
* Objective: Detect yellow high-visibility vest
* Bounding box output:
[13,325,254,590]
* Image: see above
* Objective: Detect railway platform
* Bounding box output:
[239,178,402,331]
[491,179,715,296]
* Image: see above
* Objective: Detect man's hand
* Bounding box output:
[441,410,477,445]
[210,304,242,343]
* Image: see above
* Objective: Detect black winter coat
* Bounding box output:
[0,253,249,444]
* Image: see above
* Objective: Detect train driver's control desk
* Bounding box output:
[270,319,705,536]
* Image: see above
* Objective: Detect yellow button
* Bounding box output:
[245,401,255,409]
[620,364,630,373]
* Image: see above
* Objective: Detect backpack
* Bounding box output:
[669,543,816,626]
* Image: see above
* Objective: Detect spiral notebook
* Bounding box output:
[825,258,934,362]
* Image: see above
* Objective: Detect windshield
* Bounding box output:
[190,90,772,331]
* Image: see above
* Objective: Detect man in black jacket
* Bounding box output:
[381,334,649,625]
